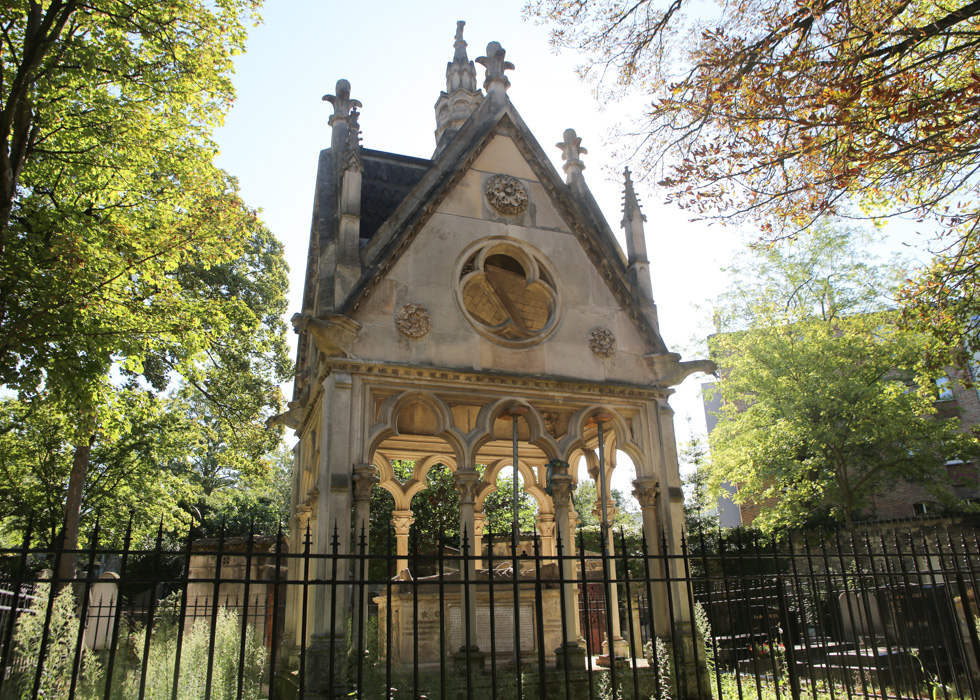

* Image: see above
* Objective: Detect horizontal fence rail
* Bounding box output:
[0,521,979,699]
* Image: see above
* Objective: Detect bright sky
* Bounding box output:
[211,1,928,498]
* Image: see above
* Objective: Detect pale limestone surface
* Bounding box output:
[275,29,712,683]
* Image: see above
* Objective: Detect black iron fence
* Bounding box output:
[1,520,979,699]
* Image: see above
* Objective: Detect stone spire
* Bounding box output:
[621,168,657,316]
[447,21,477,93]
[433,21,483,157]
[476,41,514,98]
[622,167,648,265]
[556,129,587,185]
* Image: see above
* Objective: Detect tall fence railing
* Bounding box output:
[1,520,979,700]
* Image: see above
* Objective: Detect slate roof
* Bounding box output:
[361,150,432,242]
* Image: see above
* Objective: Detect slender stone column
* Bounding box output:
[473,511,486,570]
[350,464,379,660]
[453,468,485,668]
[351,464,378,544]
[535,514,556,559]
[633,477,669,647]
[550,460,585,668]
[595,498,630,658]
[391,510,414,574]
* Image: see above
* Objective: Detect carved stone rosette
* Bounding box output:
[395,303,431,338]
[485,174,529,214]
[589,326,616,357]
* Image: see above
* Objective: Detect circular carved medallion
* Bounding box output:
[484,174,529,215]
[456,239,562,348]
[589,327,616,357]
[396,303,431,338]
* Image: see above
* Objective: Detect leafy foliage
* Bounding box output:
[0,1,290,562]
[130,603,267,700]
[528,0,980,359]
[9,582,101,699]
[706,226,980,530]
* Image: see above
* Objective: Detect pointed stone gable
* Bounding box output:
[289,31,715,404]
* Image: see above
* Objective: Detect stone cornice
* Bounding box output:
[294,358,671,435]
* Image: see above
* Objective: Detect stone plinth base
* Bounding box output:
[555,642,587,669]
[452,646,486,671]
[596,653,629,668]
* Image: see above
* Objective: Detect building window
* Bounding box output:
[912,502,930,516]
[936,376,954,401]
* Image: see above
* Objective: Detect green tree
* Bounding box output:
[706,226,980,530]
[0,2,291,576]
[193,441,293,539]
[679,428,718,531]
[528,0,980,359]
[572,479,636,530]
[0,394,197,549]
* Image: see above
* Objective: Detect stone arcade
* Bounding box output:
[271,22,715,696]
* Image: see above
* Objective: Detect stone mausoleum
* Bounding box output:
[271,21,715,692]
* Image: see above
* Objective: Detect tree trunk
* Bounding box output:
[56,432,95,585]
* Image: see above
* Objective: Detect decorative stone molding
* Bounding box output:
[589,327,616,357]
[484,174,529,214]
[632,478,661,509]
[290,312,361,358]
[395,303,431,338]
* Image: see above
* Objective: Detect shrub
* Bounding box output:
[130,604,267,700]
[6,583,101,700]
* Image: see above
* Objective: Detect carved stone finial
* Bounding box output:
[446,20,478,93]
[557,128,587,183]
[453,21,468,63]
[622,168,647,228]
[323,79,362,126]
[476,41,514,94]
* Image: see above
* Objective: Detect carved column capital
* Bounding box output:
[592,499,618,524]
[454,469,482,505]
[536,514,556,539]
[632,477,661,509]
[352,463,380,501]
[391,509,415,536]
